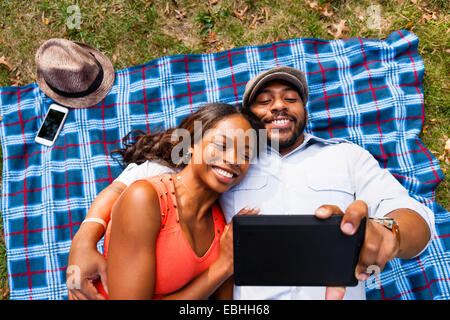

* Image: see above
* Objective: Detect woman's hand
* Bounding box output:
[216,206,260,277]
[67,233,108,300]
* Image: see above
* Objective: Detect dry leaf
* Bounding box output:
[0,55,12,70]
[445,138,450,154]
[202,30,219,45]
[320,3,334,18]
[164,2,170,16]
[306,0,319,10]
[174,8,186,20]
[233,6,248,21]
[328,19,350,39]
[41,11,50,25]
[263,7,269,22]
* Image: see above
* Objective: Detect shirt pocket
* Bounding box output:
[305,174,355,210]
[231,175,268,213]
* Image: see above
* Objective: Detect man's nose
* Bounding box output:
[270,97,287,112]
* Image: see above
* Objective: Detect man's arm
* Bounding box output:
[349,142,434,251]
[385,208,430,259]
[314,143,434,299]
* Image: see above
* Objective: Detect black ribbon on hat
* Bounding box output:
[44,52,104,99]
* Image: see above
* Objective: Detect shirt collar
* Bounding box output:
[265,132,324,159]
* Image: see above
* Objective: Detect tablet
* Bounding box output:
[233,215,366,287]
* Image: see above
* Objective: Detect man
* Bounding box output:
[218,66,434,299]
[68,66,434,300]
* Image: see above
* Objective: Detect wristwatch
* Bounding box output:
[370,217,400,246]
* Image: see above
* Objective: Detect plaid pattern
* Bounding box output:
[0,30,448,300]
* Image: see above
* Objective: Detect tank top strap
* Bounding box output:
[143,174,180,229]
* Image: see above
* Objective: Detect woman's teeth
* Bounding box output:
[213,167,233,178]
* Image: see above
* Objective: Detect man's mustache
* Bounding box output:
[264,112,297,124]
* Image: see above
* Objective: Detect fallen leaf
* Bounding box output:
[445,138,450,154]
[174,8,186,20]
[41,11,50,25]
[328,19,350,39]
[233,6,248,21]
[0,55,12,70]
[164,2,170,16]
[320,3,335,18]
[263,7,269,22]
[305,0,319,10]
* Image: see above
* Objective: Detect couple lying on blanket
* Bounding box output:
[67,66,434,300]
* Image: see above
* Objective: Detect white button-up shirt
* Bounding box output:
[114,133,435,300]
[219,133,435,300]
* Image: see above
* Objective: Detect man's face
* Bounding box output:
[249,80,307,153]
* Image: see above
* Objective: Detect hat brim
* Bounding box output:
[36,41,115,109]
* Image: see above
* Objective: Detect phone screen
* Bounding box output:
[37,108,66,141]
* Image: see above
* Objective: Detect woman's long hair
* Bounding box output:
[111,103,261,169]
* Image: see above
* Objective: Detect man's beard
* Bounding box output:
[267,112,306,151]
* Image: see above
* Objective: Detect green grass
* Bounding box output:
[0,0,448,299]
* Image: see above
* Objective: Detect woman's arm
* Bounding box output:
[211,276,234,300]
[73,182,126,246]
[107,180,162,299]
[67,181,126,300]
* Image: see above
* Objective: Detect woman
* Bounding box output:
[68,103,260,300]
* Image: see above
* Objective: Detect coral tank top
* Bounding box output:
[95,174,226,299]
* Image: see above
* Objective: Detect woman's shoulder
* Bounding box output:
[117,179,161,218]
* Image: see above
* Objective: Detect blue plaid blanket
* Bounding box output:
[0,30,448,300]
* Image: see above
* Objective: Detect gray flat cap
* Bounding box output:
[242,66,309,110]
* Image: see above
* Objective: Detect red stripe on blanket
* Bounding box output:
[15,88,33,299]
[314,41,333,138]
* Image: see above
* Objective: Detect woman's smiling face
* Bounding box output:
[190,113,256,194]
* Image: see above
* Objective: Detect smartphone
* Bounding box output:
[35,103,69,147]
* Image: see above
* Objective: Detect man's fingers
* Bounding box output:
[341,200,368,236]
[315,205,344,219]
[325,286,346,300]
[355,223,382,281]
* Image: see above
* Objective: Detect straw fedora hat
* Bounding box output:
[35,38,115,108]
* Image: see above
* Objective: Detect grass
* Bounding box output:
[0,0,448,299]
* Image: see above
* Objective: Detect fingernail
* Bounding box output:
[342,222,354,235]
[357,273,369,281]
[315,208,327,217]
